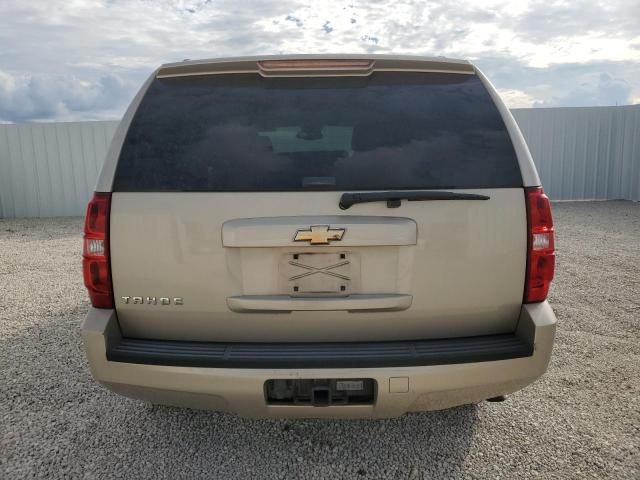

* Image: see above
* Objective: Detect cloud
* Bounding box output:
[497,89,540,109]
[0,0,638,120]
[512,0,639,42]
[322,21,334,34]
[361,35,379,45]
[475,55,640,107]
[0,71,136,122]
[285,15,304,27]
[533,73,633,107]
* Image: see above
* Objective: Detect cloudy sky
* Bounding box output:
[0,0,639,123]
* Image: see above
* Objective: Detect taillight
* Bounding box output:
[83,192,113,308]
[524,187,555,303]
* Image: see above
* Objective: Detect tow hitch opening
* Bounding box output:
[265,379,376,406]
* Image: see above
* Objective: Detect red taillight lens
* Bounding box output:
[83,192,113,308]
[524,187,555,303]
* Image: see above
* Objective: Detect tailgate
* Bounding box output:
[108,69,527,342]
[110,189,525,342]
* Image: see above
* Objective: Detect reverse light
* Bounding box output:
[82,192,113,308]
[532,232,551,250]
[524,187,555,303]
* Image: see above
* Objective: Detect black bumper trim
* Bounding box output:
[107,333,533,369]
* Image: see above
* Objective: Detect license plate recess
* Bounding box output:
[282,252,352,296]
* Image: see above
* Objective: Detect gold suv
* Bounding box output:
[81,55,556,418]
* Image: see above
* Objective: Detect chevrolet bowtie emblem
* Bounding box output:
[293,225,346,245]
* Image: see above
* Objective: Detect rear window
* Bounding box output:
[113,72,522,192]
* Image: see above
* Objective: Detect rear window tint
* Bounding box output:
[114,72,522,192]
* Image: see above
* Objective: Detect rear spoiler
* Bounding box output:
[156,55,475,78]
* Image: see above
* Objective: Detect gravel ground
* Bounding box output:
[1,201,638,479]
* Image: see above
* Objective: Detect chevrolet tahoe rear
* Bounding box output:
[81,55,556,418]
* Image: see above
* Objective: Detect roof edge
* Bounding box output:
[157,54,474,78]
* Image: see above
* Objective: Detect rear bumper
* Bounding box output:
[81,302,556,418]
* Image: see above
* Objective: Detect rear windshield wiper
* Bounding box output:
[339,191,490,210]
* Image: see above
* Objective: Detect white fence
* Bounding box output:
[0,106,639,218]
[511,105,639,202]
[0,121,119,218]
